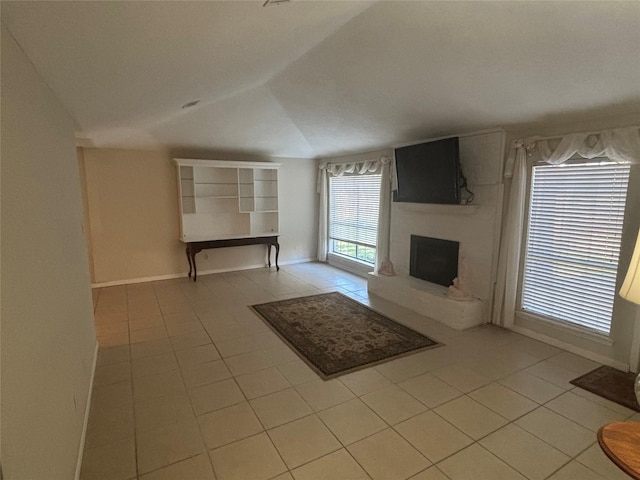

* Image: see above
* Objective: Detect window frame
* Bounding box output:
[327,171,382,274]
[516,156,631,338]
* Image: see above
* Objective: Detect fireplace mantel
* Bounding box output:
[394,203,479,216]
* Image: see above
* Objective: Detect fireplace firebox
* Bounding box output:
[409,235,459,287]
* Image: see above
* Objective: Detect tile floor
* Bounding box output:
[81,262,637,480]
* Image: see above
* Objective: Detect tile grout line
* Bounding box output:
[88,266,631,480]
[152,282,213,477]
[205,273,293,478]
[125,286,140,480]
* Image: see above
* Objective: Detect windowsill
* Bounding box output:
[327,253,374,278]
[516,310,614,346]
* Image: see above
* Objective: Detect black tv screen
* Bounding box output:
[393,137,461,205]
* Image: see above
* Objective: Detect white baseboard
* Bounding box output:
[74,341,99,480]
[92,272,186,288]
[91,258,316,288]
[508,324,629,371]
[197,257,316,277]
[280,257,315,266]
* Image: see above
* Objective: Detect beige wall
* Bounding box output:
[82,149,185,283]
[1,26,97,479]
[275,156,319,263]
[77,148,96,281]
[82,149,318,284]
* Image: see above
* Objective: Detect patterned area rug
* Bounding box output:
[570,365,640,412]
[251,292,441,379]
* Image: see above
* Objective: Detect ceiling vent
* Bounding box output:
[263,0,291,7]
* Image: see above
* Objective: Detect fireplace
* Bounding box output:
[410,235,459,287]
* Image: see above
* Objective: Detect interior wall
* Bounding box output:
[77,148,95,281]
[82,149,318,284]
[276,157,319,264]
[82,148,185,283]
[1,25,97,479]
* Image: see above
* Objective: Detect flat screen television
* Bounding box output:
[393,137,463,205]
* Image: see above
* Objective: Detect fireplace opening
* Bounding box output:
[410,235,459,287]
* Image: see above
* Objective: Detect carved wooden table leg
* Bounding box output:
[186,245,193,279]
[267,243,272,268]
[275,241,280,271]
[191,248,198,282]
[186,243,199,282]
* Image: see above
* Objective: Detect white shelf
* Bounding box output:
[175,159,280,242]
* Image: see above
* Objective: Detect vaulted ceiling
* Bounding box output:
[3,1,640,158]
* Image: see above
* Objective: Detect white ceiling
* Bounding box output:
[3,1,640,158]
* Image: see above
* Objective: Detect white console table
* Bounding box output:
[367,273,484,330]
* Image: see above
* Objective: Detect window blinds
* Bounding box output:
[521,161,630,335]
[329,174,381,248]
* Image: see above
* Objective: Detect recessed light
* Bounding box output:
[181,100,201,109]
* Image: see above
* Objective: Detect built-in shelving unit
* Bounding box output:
[174,159,280,242]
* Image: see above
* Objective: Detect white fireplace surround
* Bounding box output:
[368,229,484,331]
[366,130,506,330]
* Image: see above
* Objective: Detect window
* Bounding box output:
[521,160,630,335]
[329,173,381,265]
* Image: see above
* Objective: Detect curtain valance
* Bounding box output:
[505,126,640,178]
[317,157,390,193]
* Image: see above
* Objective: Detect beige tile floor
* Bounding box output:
[81,262,638,480]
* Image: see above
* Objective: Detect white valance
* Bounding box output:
[505,126,640,178]
[316,158,389,193]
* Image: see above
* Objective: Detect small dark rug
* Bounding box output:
[570,365,640,412]
[251,292,441,379]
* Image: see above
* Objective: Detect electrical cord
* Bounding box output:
[459,175,474,204]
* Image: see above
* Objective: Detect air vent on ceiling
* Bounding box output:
[263,0,291,7]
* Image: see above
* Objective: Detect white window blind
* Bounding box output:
[329,173,381,248]
[521,160,630,335]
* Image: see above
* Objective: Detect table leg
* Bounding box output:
[275,241,280,271]
[191,250,198,282]
[186,246,193,278]
[267,244,272,268]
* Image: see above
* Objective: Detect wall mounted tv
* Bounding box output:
[393,137,463,205]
